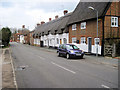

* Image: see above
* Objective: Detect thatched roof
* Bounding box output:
[67,1,111,25]
[34,12,72,36]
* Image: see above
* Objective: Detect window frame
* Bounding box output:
[111,17,118,27]
[80,37,86,44]
[94,38,100,45]
[57,38,59,44]
[72,37,76,43]
[72,24,77,30]
[81,22,86,29]
[63,38,67,44]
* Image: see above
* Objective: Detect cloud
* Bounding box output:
[0,0,79,30]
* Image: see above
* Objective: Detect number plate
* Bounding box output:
[76,54,81,56]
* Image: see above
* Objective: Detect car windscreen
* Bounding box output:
[66,45,79,50]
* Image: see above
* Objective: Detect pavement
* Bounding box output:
[0,49,2,89]
[1,48,16,89]
[10,42,118,88]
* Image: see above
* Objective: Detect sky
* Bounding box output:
[0,0,80,31]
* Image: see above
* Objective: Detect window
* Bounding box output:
[72,24,77,30]
[72,37,76,43]
[66,45,79,50]
[57,38,59,44]
[59,45,62,48]
[81,37,86,44]
[94,38,100,45]
[63,38,67,44]
[62,45,66,49]
[81,22,86,29]
[111,17,118,27]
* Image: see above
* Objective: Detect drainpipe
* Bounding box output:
[101,17,105,56]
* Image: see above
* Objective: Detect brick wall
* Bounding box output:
[104,2,120,39]
[69,1,120,46]
[69,19,103,46]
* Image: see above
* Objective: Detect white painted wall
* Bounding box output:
[72,43,101,55]
[40,33,69,48]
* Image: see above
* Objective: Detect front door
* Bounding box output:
[88,37,92,53]
[60,39,62,44]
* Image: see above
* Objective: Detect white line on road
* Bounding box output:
[101,84,110,88]
[51,62,76,74]
[36,55,45,60]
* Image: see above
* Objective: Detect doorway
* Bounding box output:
[88,37,92,53]
[60,39,62,44]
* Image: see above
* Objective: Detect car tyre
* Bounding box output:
[58,52,61,57]
[80,55,83,59]
[66,54,70,59]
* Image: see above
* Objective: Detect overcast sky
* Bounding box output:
[0,0,80,31]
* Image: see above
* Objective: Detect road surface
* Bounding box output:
[10,42,118,88]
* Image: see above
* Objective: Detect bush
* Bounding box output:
[0,27,11,47]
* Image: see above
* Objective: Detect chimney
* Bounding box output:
[41,21,45,25]
[22,25,25,28]
[37,23,40,26]
[55,15,58,19]
[49,18,52,21]
[64,10,68,15]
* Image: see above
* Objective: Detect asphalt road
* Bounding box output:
[10,42,118,88]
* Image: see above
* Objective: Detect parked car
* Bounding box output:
[57,44,84,59]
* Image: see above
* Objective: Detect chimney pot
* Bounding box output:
[55,15,58,19]
[37,23,40,26]
[64,10,68,15]
[41,21,45,25]
[22,25,25,28]
[49,18,52,21]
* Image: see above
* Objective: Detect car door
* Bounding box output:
[61,45,67,56]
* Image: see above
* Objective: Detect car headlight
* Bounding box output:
[81,50,84,53]
[70,50,74,53]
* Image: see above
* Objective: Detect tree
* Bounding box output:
[0,27,11,47]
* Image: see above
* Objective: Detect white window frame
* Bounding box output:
[81,37,86,44]
[72,24,77,30]
[94,38,100,45]
[81,22,86,29]
[72,37,76,43]
[63,38,67,44]
[111,17,118,27]
[57,38,59,44]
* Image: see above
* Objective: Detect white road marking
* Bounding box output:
[37,55,45,60]
[51,62,76,74]
[101,84,110,88]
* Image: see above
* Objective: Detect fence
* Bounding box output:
[104,44,116,57]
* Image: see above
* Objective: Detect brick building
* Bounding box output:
[67,1,120,55]
[14,33,21,42]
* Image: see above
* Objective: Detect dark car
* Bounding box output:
[57,44,84,59]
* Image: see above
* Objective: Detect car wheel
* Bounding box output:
[80,55,83,59]
[58,52,61,57]
[66,54,70,59]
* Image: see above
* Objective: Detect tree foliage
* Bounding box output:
[0,27,11,46]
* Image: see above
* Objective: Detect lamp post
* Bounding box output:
[88,6,98,57]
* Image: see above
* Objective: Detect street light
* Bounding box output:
[88,6,98,57]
